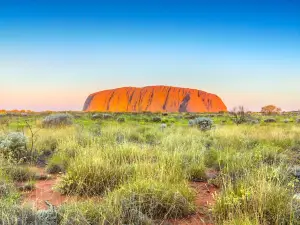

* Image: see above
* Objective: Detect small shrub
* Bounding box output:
[249,119,259,125]
[42,114,73,128]
[189,117,213,131]
[187,163,207,181]
[89,124,102,137]
[36,201,58,225]
[116,132,125,144]
[264,118,276,123]
[46,154,67,174]
[117,117,125,123]
[0,203,37,225]
[0,180,15,198]
[203,149,219,168]
[188,119,195,127]
[19,181,36,191]
[160,123,167,131]
[152,117,162,123]
[91,113,102,120]
[0,132,28,162]
[102,113,113,119]
[5,166,35,182]
[296,118,300,124]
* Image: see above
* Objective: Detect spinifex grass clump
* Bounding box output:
[42,113,73,128]
[57,156,133,196]
[102,179,195,223]
[213,166,294,224]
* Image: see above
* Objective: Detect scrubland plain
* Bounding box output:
[0,111,300,225]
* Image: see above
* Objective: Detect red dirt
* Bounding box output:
[20,168,101,210]
[21,175,68,210]
[168,182,218,225]
[20,168,219,225]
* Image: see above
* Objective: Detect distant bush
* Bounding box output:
[249,119,259,125]
[0,132,28,162]
[296,118,300,124]
[89,124,102,137]
[102,113,113,119]
[152,116,162,123]
[264,118,276,123]
[189,117,213,131]
[91,113,113,120]
[160,123,167,131]
[117,117,125,123]
[42,114,73,128]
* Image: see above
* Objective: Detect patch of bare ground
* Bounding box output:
[18,167,100,210]
[167,182,218,225]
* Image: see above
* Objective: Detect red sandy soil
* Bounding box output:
[20,167,101,210]
[20,169,68,210]
[20,167,219,225]
[168,182,218,225]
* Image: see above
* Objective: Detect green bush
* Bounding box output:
[117,117,126,123]
[152,116,162,123]
[0,132,28,162]
[46,154,67,174]
[189,117,213,131]
[264,117,276,123]
[42,114,73,128]
[5,165,35,182]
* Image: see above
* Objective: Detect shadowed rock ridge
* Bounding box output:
[83,86,227,112]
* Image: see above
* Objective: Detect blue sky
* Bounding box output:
[0,0,299,111]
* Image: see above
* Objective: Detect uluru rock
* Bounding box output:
[83,86,227,113]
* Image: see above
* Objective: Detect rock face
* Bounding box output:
[83,86,227,113]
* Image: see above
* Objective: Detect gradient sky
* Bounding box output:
[0,0,299,111]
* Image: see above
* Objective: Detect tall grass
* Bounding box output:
[0,115,299,224]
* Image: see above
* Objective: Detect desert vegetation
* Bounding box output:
[0,111,300,224]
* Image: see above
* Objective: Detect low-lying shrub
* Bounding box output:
[46,154,67,174]
[152,116,162,123]
[189,117,213,131]
[0,132,28,162]
[117,117,125,123]
[42,114,73,128]
[264,117,276,123]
